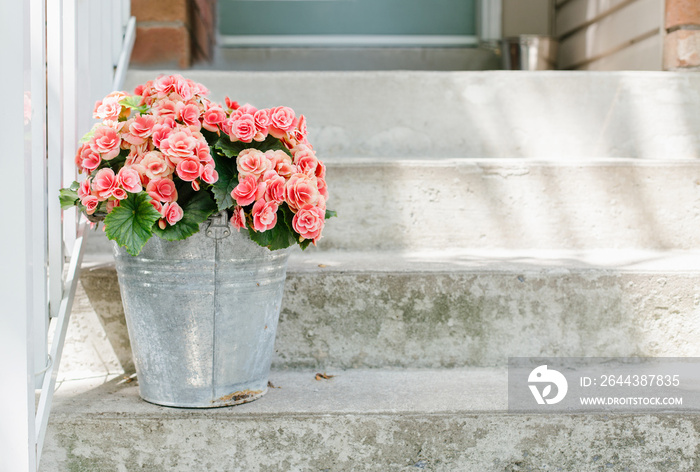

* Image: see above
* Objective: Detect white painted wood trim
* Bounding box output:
[113,16,136,91]
[478,0,502,43]
[47,0,64,321]
[219,34,480,48]
[1,0,36,468]
[35,222,88,464]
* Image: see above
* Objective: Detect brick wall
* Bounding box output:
[130,0,216,69]
[665,0,700,70]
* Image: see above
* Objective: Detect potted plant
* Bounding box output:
[60,74,335,407]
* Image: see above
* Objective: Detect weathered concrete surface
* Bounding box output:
[77,250,700,370]
[205,47,502,71]
[125,70,700,159]
[41,369,700,472]
[83,158,700,254]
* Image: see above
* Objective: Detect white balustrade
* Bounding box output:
[1,0,135,468]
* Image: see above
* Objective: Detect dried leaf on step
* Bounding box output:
[315,372,335,381]
[267,380,280,389]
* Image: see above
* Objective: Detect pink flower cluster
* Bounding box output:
[75,75,222,229]
[71,74,330,246]
[225,101,328,245]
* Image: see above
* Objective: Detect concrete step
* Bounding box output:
[197,47,501,71]
[83,158,700,254]
[41,368,700,471]
[125,70,700,160]
[76,249,700,372]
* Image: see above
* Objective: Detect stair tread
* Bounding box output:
[83,248,700,273]
[52,368,508,417]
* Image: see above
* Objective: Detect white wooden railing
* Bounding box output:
[1,0,135,469]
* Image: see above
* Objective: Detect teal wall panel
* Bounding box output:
[219,0,477,37]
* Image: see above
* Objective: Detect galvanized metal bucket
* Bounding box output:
[113,211,291,408]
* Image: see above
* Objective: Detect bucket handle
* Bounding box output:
[204,211,232,240]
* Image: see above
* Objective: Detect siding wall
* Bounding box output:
[555,0,664,70]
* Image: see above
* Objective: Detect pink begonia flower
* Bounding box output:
[176,158,202,182]
[285,173,320,211]
[151,123,173,148]
[154,99,178,117]
[179,103,201,129]
[315,160,326,179]
[154,75,178,96]
[147,178,178,203]
[140,151,172,181]
[202,106,226,132]
[175,78,194,101]
[201,164,219,185]
[90,126,121,160]
[251,199,278,232]
[93,92,126,121]
[269,152,295,178]
[77,146,102,173]
[133,84,146,96]
[195,141,212,165]
[270,106,296,132]
[81,195,99,215]
[295,153,318,177]
[163,202,184,225]
[263,171,286,204]
[254,109,271,133]
[237,149,271,179]
[150,199,163,214]
[117,167,143,193]
[232,174,265,207]
[112,187,128,200]
[231,114,257,143]
[77,179,92,199]
[130,114,157,140]
[191,80,209,97]
[317,177,329,201]
[160,130,198,165]
[225,97,240,111]
[92,168,119,199]
[230,206,246,231]
[105,199,120,213]
[158,115,177,129]
[237,103,258,115]
[295,114,308,140]
[292,204,325,244]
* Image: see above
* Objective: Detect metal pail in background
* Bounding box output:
[114,211,291,408]
[501,35,558,70]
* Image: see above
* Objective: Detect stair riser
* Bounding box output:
[42,414,700,471]
[322,161,700,251]
[125,70,700,159]
[83,161,700,254]
[80,267,700,370]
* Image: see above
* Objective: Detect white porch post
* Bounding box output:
[0,0,37,469]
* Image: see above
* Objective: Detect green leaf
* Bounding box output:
[152,188,217,241]
[104,192,162,256]
[214,134,291,159]
[325,209,337,219]
[59,187,80,209]
[210,151,238,211]
[247,209,296,251]
[118,96,148,114]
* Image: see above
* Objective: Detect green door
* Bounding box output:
[219,0,478,46]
